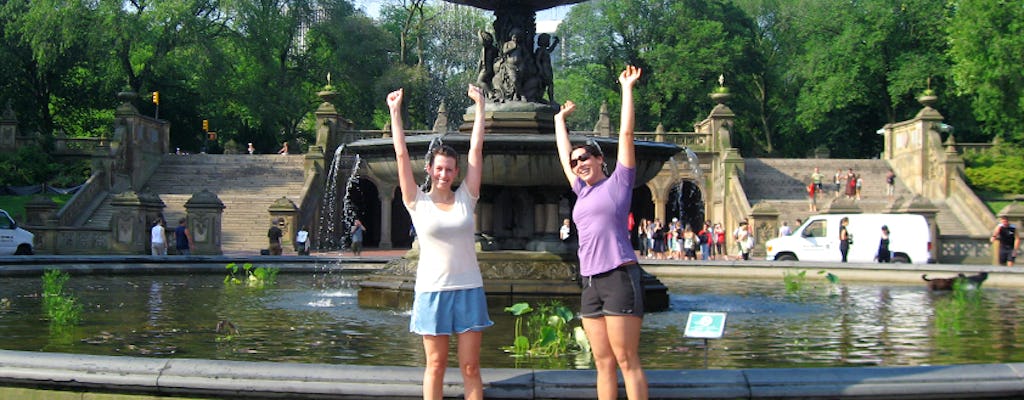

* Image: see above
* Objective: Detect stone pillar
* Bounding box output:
[24,196,59,254]
[110,191,163,254]
[268,197,299,252]
[593,102,611,137]
[184,189,225,255]
[941,136,963,198]
[0,100,16,151]
[378,188,394,249]
[899,195,940,263]
[994,203,1024,266]
[749,202,780,259]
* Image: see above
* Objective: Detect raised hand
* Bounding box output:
[386,88,404,112]
[618,65,642,88]
[556,100,576,119]
[467,84,484,104]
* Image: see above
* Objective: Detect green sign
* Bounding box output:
[684,312,727,339]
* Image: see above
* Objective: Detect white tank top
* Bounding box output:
[406,185,483,293]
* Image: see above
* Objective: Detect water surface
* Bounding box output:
[1,272,1021,369]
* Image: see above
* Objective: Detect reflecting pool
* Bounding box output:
[1,272,1022,369]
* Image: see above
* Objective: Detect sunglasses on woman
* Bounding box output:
[569,152,592,168]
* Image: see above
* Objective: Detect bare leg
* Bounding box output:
[457,330,484,400]
[605,315,648,399]
[582,317,620,399]
[422,335,450,400]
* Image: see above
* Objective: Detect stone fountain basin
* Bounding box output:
[347,134,682,188]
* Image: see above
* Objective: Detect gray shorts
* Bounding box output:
[580,263,644,318]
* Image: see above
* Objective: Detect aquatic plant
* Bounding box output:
[224,263,280,288]
[41,270,82,326]
[783,270,807,293]
[503,301,585,359]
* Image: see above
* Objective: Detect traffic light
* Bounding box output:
[202,119,209,132]
[152,91,159,105]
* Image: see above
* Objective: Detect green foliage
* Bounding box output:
[933,278,985,333]
[0,145,57,186]
[783,269,806,293]
[41,270,83,327]
[947,0,1024,143]
[224,262,280,288]
[503,301,586,360]
[963,145,1024,195]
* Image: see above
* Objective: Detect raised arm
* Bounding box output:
[554,100,577,186]
[617,65,642,169]
[387,89,419,209]
[463,84,486,198]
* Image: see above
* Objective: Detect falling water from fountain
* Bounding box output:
[317,145,346,250]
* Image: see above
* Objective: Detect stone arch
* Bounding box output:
[667,180,706,231]
[390,186,415,248]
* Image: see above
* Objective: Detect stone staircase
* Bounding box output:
[743,158,971,236]
[83,154,307,253]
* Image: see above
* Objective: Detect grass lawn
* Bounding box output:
[0,194,73,221]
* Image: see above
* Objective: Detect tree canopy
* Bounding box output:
[0,0,1020,157]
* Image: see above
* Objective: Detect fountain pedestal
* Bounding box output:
[358,249,670,312]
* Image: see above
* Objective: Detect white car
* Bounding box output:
[765,213,933,264]
[0,209,34,255]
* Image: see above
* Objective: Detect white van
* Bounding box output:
[0,209,35,255]
[765,213,933,264]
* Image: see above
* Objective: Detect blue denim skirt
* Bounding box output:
[410,287,493,336]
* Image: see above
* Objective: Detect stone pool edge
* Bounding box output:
[1,350,1023,399]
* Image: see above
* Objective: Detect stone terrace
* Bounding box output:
[138,154,307,253]
[743,158,970,236]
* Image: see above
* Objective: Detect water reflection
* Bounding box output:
[1,274,1023,369]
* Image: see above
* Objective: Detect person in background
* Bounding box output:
[150,218,166,255]
[554,65,648,400]
[388,84,492,400]
[833,169,843,198]
[714,222,726,260]
[268,218,283,255]
[175,218,193,255]
[876,225,891,263]
[885,169,896,202]
[734,221,753,261]
[698,221,712,261]
[277,142,289,155]
[839,217,851,263]
[350,219,366,256]
[778,221,791,237]
[992,215,1020,267]
[807,182,817,212]
[637,218,648,257]
[247,142,255,155]
[295,225,309,256]
[560,218,572,241]
[811,167,823,195]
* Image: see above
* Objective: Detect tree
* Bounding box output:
[947,0,1024,144]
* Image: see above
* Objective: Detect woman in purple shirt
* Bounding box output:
[554,65,648,400]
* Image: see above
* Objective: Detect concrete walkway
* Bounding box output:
[2,252,1023,399]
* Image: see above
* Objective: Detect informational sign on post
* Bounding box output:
[684,311,728,369]
[684,311,727,339]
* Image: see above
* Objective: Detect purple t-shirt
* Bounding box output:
[572,162,638,276]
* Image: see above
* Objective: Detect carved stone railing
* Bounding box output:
[56,170,107,227]
[724,166,753,256]
[635,132,713,153]
[52,136,109,156]
[938,235,992,264]
[883,103,993,238]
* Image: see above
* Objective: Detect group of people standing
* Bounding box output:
[387,65,649,399]
[149,217,193,255]
[637,218,727,261]
[808,167,892,210]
